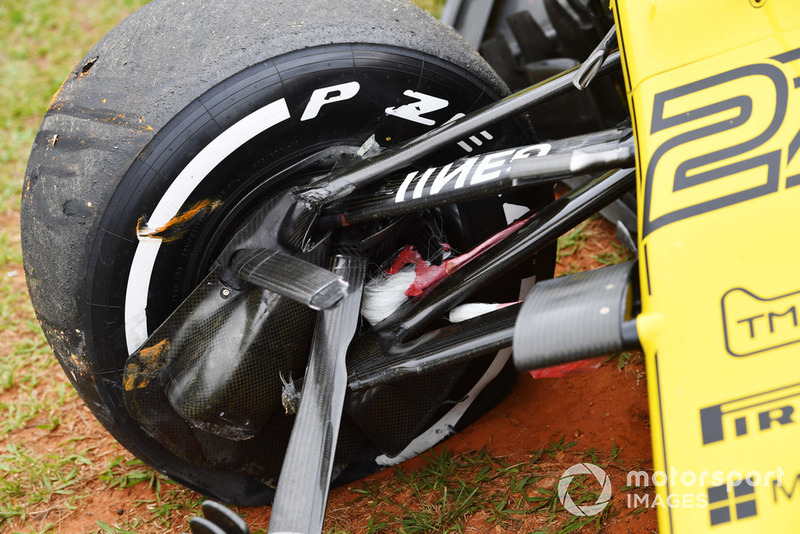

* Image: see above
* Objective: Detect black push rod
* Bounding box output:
[295,52,621,207]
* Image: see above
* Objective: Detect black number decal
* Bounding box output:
[643,63,788,237]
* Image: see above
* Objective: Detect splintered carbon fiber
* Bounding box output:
[268,255,366,534]
[513,261,636,369]
[122,259,366,485]
[232,248,348,310]
[285,203,318,252]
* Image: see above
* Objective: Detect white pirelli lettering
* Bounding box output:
[386,90,450,126]
[301,81,361,121]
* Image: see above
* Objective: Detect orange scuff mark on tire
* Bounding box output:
[137,199,222,242]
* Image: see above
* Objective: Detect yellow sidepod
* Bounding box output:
[613,0,800,531]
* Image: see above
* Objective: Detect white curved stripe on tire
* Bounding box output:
[124,99,291,353]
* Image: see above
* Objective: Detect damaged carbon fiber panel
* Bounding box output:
[124,266,315,441]
[121,263,366,482]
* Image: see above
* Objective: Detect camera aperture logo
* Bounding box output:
[558,463,613,516]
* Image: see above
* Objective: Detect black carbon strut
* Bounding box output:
[293,52,621,208]
[268,255,366,534]
[325,126,632,226]
[348,303,520,391]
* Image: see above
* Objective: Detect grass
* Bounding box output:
[555,214,635,276]
[413,0,447,17]
[0,0,150,436]
[0,443,93,522]
[557,219,594,261]
[595,241,635,266]
[0,0,447,216]
[330,440,638,533]
[0,1,474,531]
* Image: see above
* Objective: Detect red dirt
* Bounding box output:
[326,358,654,533]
